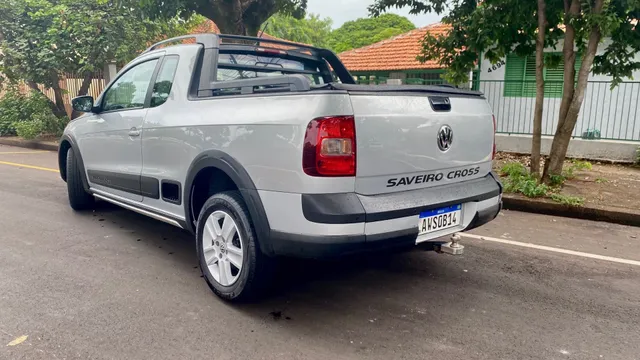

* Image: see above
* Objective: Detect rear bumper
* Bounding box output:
[261,173,502,258]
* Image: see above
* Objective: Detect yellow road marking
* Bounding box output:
[0,150,52,154]
[0,160,59,173]
[6,335,28,347]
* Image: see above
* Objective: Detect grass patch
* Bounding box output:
[550,194,585,207]
[500,162,528,177]
[547,174,565,186]
[562,160,592,180]
[499,161,585,206]
[500,162,549,198]
[595,177,608,184]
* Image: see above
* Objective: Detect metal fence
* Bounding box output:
[479,80,640,142]
[355,77,640,142]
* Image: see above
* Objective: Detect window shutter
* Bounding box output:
[543,52,572,98]
[504,54,526,97]
[544,66,564,98]
[523,56,537,97]
[504,52,578,98]
[574,55,583,80]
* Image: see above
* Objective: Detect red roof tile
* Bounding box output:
[338,23,451,72]
[191,19,221,34]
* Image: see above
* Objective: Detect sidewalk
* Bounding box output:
[0,136,58,151]
[495,153,640,226]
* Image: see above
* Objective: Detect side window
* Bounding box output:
[102,59,158,112]
[150,56,179,108]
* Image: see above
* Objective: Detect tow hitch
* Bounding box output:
[436,233,464,255]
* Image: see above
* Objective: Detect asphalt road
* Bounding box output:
[1,144,639,360]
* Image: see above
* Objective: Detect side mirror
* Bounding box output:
[71,96,95,113]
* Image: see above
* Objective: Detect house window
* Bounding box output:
[503,53,582,98]
[355,73,389,85]
[406,71,446,85]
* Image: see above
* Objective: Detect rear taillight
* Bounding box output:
[303,116,356,177]
[492,115,497,160]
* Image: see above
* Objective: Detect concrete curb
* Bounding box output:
[0,137,58,152]
[503,194,640,227]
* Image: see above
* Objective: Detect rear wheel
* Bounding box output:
[196,191,274,302]
[66,148,94,210]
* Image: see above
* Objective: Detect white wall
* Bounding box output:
[496,134,638,163]
[479,41,640,141]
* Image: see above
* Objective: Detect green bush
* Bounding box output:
[501,162,550,198]
[504,174,549,198]
[13,115,51,140]
[0,88,25,136]
[548,174,565,186]
[0,87,66,137]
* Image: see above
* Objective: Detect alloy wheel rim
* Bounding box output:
[202,210,244,286]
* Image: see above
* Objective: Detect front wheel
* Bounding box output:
[196,191,274,302]
[65,148,94,211]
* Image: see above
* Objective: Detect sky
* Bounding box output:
[306,0,444,29]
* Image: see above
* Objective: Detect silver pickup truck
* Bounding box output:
[61,34,502,301]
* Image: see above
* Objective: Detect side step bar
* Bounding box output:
[93,192,184,229]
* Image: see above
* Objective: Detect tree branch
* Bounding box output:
[556,0,580,130]
[531,0,547,176]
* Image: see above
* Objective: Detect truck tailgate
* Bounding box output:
[346,89,494,195]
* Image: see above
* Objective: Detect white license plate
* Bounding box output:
[418,204,462,235]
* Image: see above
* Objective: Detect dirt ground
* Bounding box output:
[494,153,640,211]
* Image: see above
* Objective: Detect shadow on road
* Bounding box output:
[85,200,465,306]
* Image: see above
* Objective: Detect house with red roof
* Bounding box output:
[338,23,464,86]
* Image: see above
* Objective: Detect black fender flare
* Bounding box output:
[183,150,274,256]
[58,134,91,193]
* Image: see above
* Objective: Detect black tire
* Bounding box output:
[66,148,94,210]
[196,191,274,302]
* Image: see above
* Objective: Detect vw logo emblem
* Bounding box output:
[437,125,453,152]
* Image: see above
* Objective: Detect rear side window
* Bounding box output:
[150,56,179,108]
[216,53,326,85]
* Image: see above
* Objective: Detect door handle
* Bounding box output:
[129,127,140,137]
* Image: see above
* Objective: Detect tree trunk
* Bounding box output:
[27,79,66,119]
[71,73,93,120]
[50,78,68,119]
[77,73,93,97]
[531,0,547,177]
[558,0,580,125]
[543,0,580,177]
[26,81,39,92]
[194,0,248,35]
[544,0,604,180]
[191,0,279,36]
